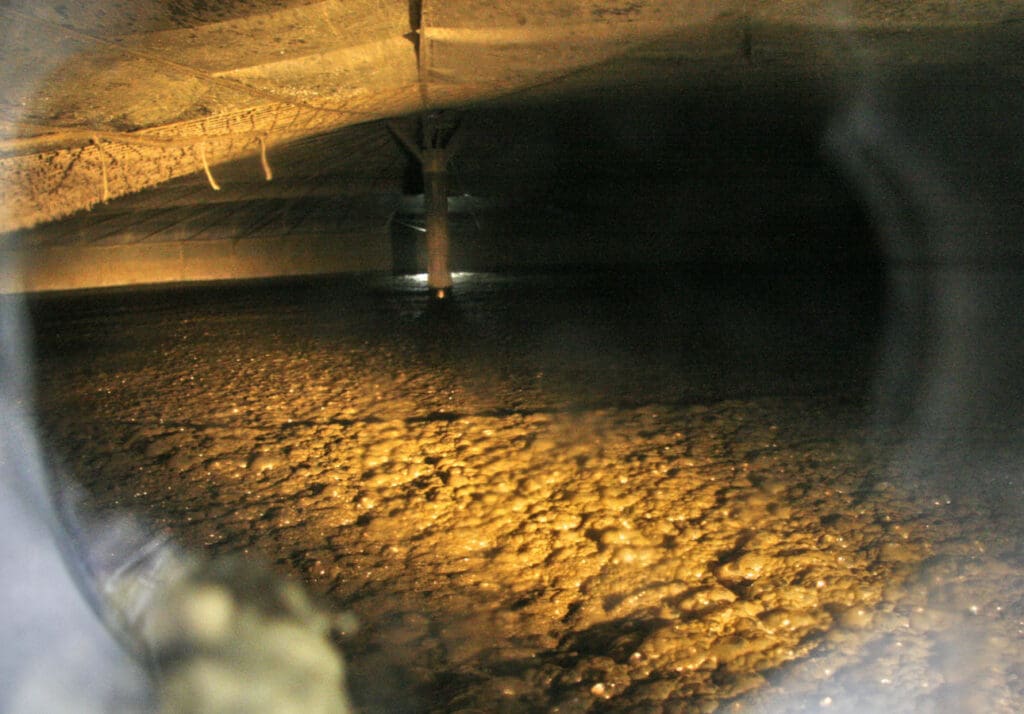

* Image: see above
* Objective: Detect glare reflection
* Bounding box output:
[398,271,476,286]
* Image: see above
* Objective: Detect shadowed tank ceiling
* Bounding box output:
[1,0,1022,235]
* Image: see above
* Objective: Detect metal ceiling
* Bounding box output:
[1,1,1022,234]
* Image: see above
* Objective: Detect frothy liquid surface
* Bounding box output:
[31,268,1023,712]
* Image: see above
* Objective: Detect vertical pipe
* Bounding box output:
[423,148,452,297]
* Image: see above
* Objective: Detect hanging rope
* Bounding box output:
[91,135,110,201]
[259,136,273,181]
[198,142,221,191]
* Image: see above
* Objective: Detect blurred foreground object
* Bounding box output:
[1,288,353,713]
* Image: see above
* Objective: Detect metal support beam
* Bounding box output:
[389,112,461,299]
[422,148,452,297]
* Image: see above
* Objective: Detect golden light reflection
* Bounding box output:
[56,393,944,711]
[33,262,1021,712]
